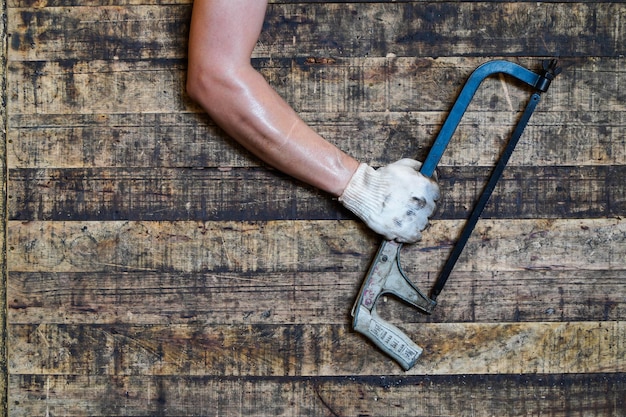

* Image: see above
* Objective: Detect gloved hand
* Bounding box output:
[339,158,440,243]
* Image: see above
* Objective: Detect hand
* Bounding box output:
[339,159,440,243]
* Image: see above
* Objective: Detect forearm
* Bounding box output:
[188,63,358,196]
[187,0,359,196]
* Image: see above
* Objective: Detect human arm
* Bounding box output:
[187,0,358,196]
[186,0,439,242]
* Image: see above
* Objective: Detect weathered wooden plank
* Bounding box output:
[8,373,626,417]
[6,112,252,169]
[6,167,336,221]
[8,6,191,61]
[7,165,626,221]
[7,58,188,115]
[7,3,625,61]
[6,220,364,273]
[7,218,625,273]
[259,3,626,58]
[7,108,626,169]
[7,269,626,326]
[8,321,626,376]
[6,56,625,116]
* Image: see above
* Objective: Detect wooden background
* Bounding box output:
[2,0,625,415]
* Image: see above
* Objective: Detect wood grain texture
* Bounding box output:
[8,322,626,376]
[7,218,626,273]
[6,108,626,169]
[7,3,625,61]
[8,55,619,116]
[5,0,626,415]
[9,374,626,417]
[7,269,626,326]
[6,165,626,221]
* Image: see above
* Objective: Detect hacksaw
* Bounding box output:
[351,59,562,370]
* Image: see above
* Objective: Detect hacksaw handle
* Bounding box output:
[353,305,423,371]
[350,239,434,370]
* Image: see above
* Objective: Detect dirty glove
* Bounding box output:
[339,159,440,243]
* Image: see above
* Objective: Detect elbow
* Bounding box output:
[186,55,226,107]
[186,59,245,112]
[186,63,213,106]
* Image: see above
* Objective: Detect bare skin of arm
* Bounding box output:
[187,0,360,197]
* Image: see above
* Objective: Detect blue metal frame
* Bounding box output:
[420,59,559,177]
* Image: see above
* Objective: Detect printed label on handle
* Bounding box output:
[353,305,422,370]
[368,319,421,367]
[370,320,421,362]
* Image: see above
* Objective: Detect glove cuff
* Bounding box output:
[338,163,386,222]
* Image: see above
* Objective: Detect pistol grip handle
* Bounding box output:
[352,305,423,370]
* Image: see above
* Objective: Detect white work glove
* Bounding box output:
[339,159,440,243]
